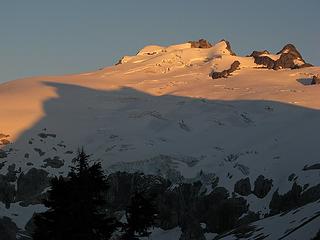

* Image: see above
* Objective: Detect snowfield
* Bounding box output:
[0,40,320,239]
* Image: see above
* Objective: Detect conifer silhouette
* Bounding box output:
[33,148,118,240]
[121,190,158,239]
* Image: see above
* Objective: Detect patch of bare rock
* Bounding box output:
[311,75,320,85]
[189,39,212,48]
[0,133,11,146]
[211,61,241,79]
[251,44,313,70]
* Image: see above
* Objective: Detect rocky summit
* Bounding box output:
[250,43,313,70]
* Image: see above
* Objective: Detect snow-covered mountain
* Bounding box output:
[0,39,320,240]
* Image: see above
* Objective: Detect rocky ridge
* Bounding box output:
[250,43,313,70]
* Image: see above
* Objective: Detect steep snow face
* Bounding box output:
[0,40,320,238]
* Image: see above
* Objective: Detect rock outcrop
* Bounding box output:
[105,172,248,238]
[269,182,320,215]
[0,165,20,208]
[16,168,50,206]
[250,50,270,58]
[250,51,275,69]
[311,75,320,85]
[211,61,240,79]
[0,139,10,145]
[234,178,251,196]
[276,44,303,60]
[251,44,312,70]
[189,39,212,48]
[0,134,10,146]
[252,175,273,198]
[0,175,16,208]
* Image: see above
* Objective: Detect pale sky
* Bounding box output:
[1,0,319,83]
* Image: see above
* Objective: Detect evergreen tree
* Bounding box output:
[33,148,118,240]
[121,191,158,239]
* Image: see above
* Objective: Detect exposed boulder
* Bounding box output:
[234,178,251,196]
[0,175,16,208]
[211,61,240,79]
[189,39,212,48]
[311,75,320,85]
[16,168,50,205]
[253,175,273,198]
[0,217,18,240]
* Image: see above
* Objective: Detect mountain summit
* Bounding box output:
[0,39,320,240]
[116,39,312,77]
